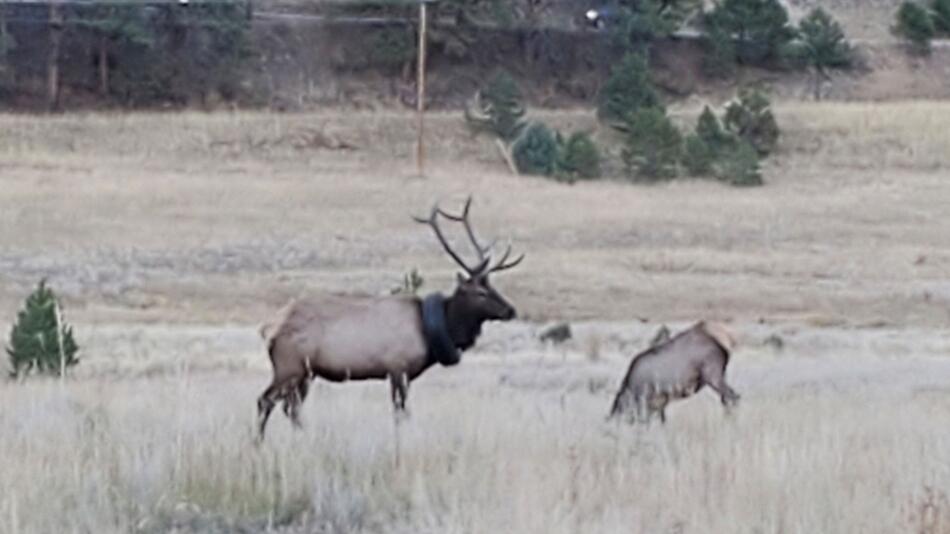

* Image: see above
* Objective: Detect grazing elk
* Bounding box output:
[608,321,740,424]
[255,197,524,441]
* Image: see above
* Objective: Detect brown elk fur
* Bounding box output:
[609,321,740,424]
[255,197,523,441]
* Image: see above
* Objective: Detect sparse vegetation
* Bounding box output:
[894,1,936,55]
[7,280,79,379]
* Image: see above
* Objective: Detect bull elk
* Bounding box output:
[256,197,524,441]
[608,321,740,424]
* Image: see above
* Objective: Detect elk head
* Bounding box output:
[414,197,524,332]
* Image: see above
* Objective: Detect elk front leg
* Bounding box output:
[389,372,410,417]
[256,382,281,442]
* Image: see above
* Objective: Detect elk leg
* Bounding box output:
[702,367,740,409]
[256,383,281,441]
[283,378,309,429]
[389,372,409,415]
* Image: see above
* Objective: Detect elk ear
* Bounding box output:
[456,272,468,284]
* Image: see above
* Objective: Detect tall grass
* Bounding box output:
[2,351,950,533]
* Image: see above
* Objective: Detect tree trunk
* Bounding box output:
[813,69,821,101]
[98,35,109,96]
[0,4,9,84]
[47,1,63,111]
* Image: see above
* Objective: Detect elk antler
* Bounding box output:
[413,201,489,276]
[486,239,525,274]
[432,196,494,263]
[413,196,523,277]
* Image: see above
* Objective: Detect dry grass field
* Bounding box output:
[1,101,950,533]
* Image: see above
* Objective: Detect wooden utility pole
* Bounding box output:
[415,0,429,177]
[47,0,63,111]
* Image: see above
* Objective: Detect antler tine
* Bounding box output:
[488,241,525,274]
[412,205,479,275]
[435,196,493,262]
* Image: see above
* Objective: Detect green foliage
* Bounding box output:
[465,70,527,142]
[723,88,780,156]
[7,280,79,379]
[683,104,764,186]
[696,106,734,151]
[790,8,854,99]
[556,131,602,182]
[621,107,682,180]
[597,53,663,131]
[796,8,853,69]
[894,1,935,54]
[83,5,154,47]
[512,122,560,176]
[701,22,738,78]
[369,27,415,72]
[427,0,516,59]
[604,0,676,53]
[933,0,950,35]
[391,268,425,296]
[682,135,715,176]
[705,0,797,65]
[713,139,763,186]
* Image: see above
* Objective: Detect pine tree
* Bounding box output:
[696,105,735,151]
[682,134,714,176]
[8,280,79,379]
[597,53,663,131]
[705,0,797,65]
[723,87,780,156]
[81,5,153,96]
[714,139,763,186]
[796,8,854,100]
[894,1,935,55]
[933,0,950,35]
[622,107,682,180]
[512,122,560,176]
[556,131,602,182]
[701,21,738,78]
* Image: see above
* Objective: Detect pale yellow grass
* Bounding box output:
[1,102,949,327]
[1,102,950,533]
[2,343,950,534]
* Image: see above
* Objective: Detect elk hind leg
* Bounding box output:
[282,378,310,429]
[702,365,740,411]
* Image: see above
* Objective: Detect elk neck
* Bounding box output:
[443,293,485,352]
